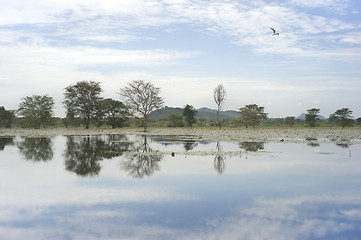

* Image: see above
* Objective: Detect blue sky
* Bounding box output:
[0,0,360,118]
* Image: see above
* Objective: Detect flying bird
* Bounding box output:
[270,27,279,36]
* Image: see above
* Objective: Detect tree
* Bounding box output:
[214,84,226,129]
[102,98,129,129]
[17,95,54,128]
[356,117,361,126]
[330,108,353,128]
[167,113,184,127]
[238,104,267,128]
[0,106,15,128]
[63,81,103,129]
[183,104,197,127]
[284,116,295,127]
[119,80,164,132]
[305,108,320,127]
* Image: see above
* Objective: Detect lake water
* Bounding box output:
[1,134,361,240]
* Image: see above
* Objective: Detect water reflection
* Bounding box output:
[151,135,204,152]
[121,135,163,178]
[1,134,361,239]
[335,139,352,148]
[183,140,198,151]
[64,135,131,177]
[306,137,320,147]
[239,142,264,152]
[214,142,225,174]
[0,137,14,150]
[17,137,53,161]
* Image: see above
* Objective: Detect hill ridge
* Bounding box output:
[149,106,239,120]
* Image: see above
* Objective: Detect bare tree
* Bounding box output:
[214,84,226,129]
[119,80,164,132]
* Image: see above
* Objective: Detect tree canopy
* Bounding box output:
[102,98,129,129]
[0,106,15,128]
[17,95,54,128]
[330,108,353,128]
[183,104,197,127]
[63,81,103,129]
[119,80,164,131]
[305,108,320,127]
[238,104,267,128]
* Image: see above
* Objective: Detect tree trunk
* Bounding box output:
[85,117,90,129]
[143,115,148,132]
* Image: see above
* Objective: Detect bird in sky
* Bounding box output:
[270,27,279,36]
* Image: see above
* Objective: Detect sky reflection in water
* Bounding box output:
[0,134,360,239]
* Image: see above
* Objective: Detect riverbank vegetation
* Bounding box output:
[1,80,360,130]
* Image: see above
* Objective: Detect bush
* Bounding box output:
[167,114,185,127]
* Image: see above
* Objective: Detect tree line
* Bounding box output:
[0,80,359,130]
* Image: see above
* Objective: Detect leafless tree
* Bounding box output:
[119,80,164,131]
[214,142,226,174]
[213,84,226,129]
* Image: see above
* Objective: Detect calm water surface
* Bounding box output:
[0,134,360,240]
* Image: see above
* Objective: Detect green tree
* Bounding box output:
[330,108,353,128]
[119,80,164,132]
[167,113,184,127]
[183,104,197,127]
[0,106,15,128]
[102,98,129,129]
[17,95,54,128]
[305,108,320,127]
[63,81,103,129]
[284,116,295,127]
[356,117,361,125]
[238,104,267,128]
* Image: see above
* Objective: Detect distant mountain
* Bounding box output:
[197,107,239,120]
[149,106,183,120]
[149,106,239,120]
[296,113,327,120]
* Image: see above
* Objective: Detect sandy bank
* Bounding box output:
[1,127,361,143]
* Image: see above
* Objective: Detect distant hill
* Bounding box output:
[149,106,184,120]
[196,107,239,120]
[149,106,239,120]
[296,113,327,120]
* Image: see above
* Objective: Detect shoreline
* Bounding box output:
[1,127,361,143]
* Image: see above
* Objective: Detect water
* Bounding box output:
[0,134,361,239]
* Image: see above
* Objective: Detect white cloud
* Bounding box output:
[289,0,350,11]
[194,194,361,240]
[340,31,361,44]
[0,0,358,58]
[0,0,360,117]
[1,193,360,239]
[0,45,200,68]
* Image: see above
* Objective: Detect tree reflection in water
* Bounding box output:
[183,140,198,151]
[17,137,53,161]
[239,142,264,152]
[335,139,352,148]
[214,142,225,174]
[306,137,320,147]
[0,137,14,151]
[121,135,163,178]
[64,135,131,177]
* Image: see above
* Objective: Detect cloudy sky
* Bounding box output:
[0,0,360,118]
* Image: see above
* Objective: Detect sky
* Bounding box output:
[0,0,360,118]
